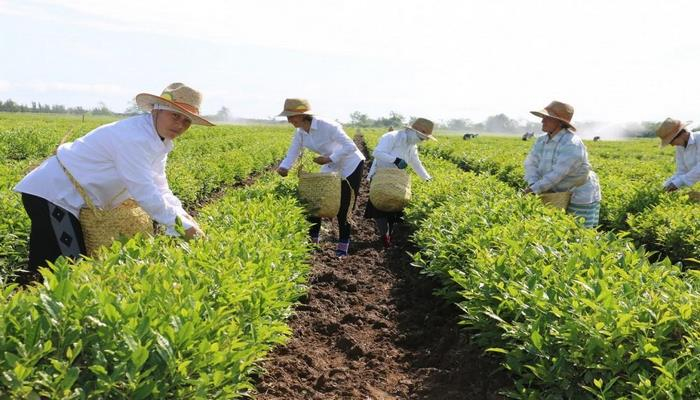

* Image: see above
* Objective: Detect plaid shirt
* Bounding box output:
[666,132,700,189]
[524,129,601,204]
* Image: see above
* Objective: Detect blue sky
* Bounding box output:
[1,0,698,126]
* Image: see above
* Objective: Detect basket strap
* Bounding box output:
[53,126,97,213]
[343,177,356,221]
[56,155,129,212]
[56,128,73,154]
[55,154,97,213]
[295,133,305,176]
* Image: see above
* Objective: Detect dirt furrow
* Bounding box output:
[255,139,509,399]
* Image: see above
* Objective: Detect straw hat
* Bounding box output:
[278,98,313,117]
[656,117,691,146]
[530,101,576,131]
[135,82,213,126]
[406,117,437,141]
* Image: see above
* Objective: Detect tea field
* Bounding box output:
[1,113,699,398]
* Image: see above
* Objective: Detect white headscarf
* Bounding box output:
[153,103,188,116]
[405,129,422,145]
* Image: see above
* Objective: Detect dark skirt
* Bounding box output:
[20,193,86,284]
[363,198,404,222]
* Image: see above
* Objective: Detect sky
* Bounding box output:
[1,0,698,127]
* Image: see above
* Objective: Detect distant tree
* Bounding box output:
[446,118,473,131]
[637,121,661,138]
[377,111,404,128]
[472,122,485,132]
[349,111,370,127]
[2,99,19,112]
[124,100,140,115]
[91,102,113,115]
[52,104,66,114]
[485,113,519,133]
[72,106,87,115]
[215,106,232,121]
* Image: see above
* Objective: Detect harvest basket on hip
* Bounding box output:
[57,157,153,256]
[538,191,572,210]
[295,155,342,218]
[537,173,589,210]
[369,168,412,212]
[687,190,700,203]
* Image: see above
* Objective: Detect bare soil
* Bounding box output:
[254,139,511,399]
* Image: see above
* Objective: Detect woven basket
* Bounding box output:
[57,156,153,256]
[298,171,341,218]
[539,191,572,209]
[369,168,412,212]
[80,199,153,255]
[688,191,700,203]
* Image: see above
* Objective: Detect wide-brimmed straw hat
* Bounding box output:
[656,117,691,147]
[278,98,313,117]
[135,83,213,126]
[406,117,437,141]
[530,101,576,131]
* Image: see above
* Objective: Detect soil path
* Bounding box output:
[255,138,510,399]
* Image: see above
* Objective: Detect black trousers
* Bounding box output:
[20,193,86,284]
[309,160,364,242]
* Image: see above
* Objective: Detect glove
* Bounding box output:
[393,158,408,169]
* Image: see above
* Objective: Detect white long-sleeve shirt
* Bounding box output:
[524,128,601,204]
[665,132,700,189]
[14,114,197,234]
[278,117,365,178]
[367,129,431,181]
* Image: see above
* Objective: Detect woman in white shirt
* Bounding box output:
[14,83,212,283]
[364,118,435,248]
[655,118,700,192]
[276,98,365,257]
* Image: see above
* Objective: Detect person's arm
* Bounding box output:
[668,148,700,188]
[113,140,195,236]
[153,154,202,236]
[530,142,583,194]
[153,154,182,208]
[278,131,303,174]
[407,146,431,181]
[523,140,542,186]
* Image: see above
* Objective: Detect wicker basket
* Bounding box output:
[80,199,153,255]
[539,191,572,210]
[369,168,412,212]
[57,156,153,256]
[298,171,341,218]
[688,191,700,203]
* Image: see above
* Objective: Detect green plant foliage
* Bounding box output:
[419,134,695,267]
[0,173,310,399]
[407,155,700,398]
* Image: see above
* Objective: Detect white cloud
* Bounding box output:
[0,80,11,92]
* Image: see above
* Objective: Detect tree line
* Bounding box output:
[0,98,116,115]
[0,99,241,123]
[0,98,672,138]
